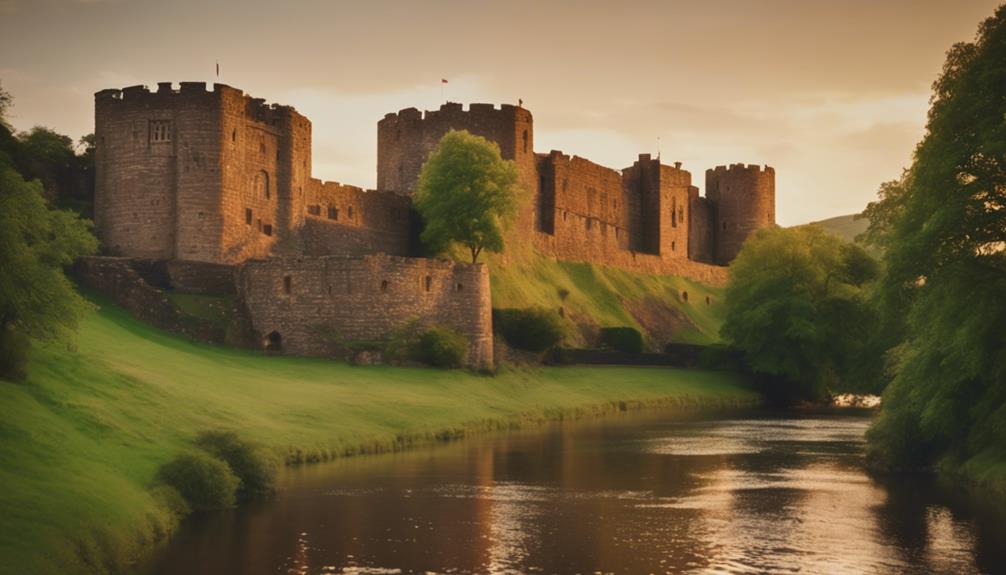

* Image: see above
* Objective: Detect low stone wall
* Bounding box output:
[236,254,494,368]
[165,260,237,295]
[73,257,242,345]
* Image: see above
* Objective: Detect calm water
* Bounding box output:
[144,410,1006,574]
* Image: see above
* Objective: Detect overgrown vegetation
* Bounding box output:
[194,430,278,501]
[413,326,468,368]
[493,307,566,352]
[721,226,881,402]
[0,298,758,575]
[415,130,522,263]
[489,253,725,349]
[860,6,1006,487]
[599,327,644,353]
[0,85,99,380]
[156,451,239,512]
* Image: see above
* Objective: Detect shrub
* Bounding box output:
[0,326,29,382]
[414,326,468,368]
[195,430,277,501]
[599,327,644,353]
[156,451,240,512]
[493,307,565,352]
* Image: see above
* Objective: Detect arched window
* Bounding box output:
[254,171,270,200]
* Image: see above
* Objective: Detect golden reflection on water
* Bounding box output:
[147,411,1005,575]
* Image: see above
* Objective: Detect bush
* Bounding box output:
[413,326,468,368]
[156,451,240,512]
[493,307,565,352]
[0,326,29,381]
[195,430,277,501]
[599,327,644,353]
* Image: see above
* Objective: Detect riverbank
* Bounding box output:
[0,300,759,575]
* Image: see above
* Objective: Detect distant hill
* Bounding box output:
[801,214,869,243]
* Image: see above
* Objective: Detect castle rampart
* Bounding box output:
[237,254,493,368]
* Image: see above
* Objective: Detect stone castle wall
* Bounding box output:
[706,164,775,265]
[237,255,493,368]
[301,179,414,256]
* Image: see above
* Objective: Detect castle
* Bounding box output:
[88,82,775,367]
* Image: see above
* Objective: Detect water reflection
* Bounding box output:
[144,410,1006,574]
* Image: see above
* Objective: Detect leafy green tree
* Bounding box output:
[865,6,1006,476]
[415,130,522,263]
[720,226,880,401]
[0,165,98,380]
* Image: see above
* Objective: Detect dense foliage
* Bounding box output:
[415,130,521,263]
[413,326,469,368]
[599,327,644,353]
[0,86,98,380]
[194,430,277,501]
[864,6,1006,479]
[493,307,565,352]
[720,226,880,401]
[156,451,240,512]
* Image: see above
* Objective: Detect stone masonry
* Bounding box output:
[93,82,776,366]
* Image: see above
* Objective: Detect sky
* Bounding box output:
[0,0,1001,225]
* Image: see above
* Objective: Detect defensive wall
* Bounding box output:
[237,254,493,368]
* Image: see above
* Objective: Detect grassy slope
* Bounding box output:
[0,301,756,575]
[804,214,869,243]
[489,254,726,347]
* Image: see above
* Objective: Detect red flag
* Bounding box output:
[441,78,448,84]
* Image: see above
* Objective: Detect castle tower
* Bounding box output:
[376,103,538,231]
[622,155,695,259]
[705,164,775,264]
[94,83,312,264]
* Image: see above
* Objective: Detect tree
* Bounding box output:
[0,164,98,380]
[865,5,1006,476]
[414,130,522,263]
[720,226,880,401]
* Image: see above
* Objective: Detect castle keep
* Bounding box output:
[90,82,776,366]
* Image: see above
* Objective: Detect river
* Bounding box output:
[143,409,1006,574]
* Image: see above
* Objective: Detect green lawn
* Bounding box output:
[0,300,756,575]
[490,254,726,347]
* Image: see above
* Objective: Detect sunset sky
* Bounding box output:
[1,0,1000,225]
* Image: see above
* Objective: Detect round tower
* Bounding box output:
[705,164,775,265]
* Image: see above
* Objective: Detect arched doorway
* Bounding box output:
[265,331,282,351]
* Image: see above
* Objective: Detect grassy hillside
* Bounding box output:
[804,214,869,243]
[489,254,726,348]
[0,299,757,575]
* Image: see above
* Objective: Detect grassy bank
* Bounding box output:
[0,299,757,575]
[490,253,726,347]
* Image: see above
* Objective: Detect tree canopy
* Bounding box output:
[414,130,521,263]
[0,86,98,380]
[864,6,1006,476]
[720,226,880,401]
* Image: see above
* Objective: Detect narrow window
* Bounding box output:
[245,208,252,225]
[254,171,270,200]
[380,280,388,292]
[348,206,354,219]
[283,276,292,295]
[672,240,676,251]
[263,223,273,236]
[456,282,463,292]
[425,276,432,292]
[328,206,338,220]
[307,204,320,216]
[149,120,172,143]
[672,197,677,228]
[231,128,237,142]
[522,129,528,153]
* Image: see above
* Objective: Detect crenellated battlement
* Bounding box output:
[378,101,531,126]
[95,82,305,128]
[708,163,775,175]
